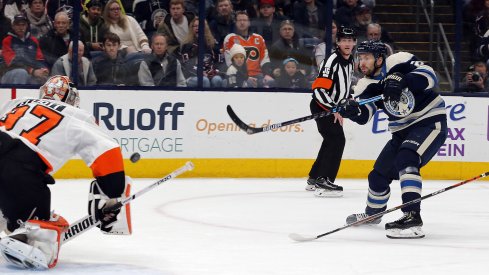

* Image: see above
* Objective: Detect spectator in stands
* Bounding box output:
[251,0,287,48]
[0,5,12,57]
[46,0,80,21]
[366,23,395,56]
[232,0,257,19]
[209,0,235,48]
[1,14,49,84]
[4,0,28,22]
[26,0,53,39]
[456,61,489,93]
[276,57,307,88]
[39,11,74,69]
[223,11,274,87]
[157,0,195,53]
[178,18,223,87]
[184,0,214,18]
[292,0,326,39]
[80,0,108,54]
[144,33,186,87]
[133,0,168,36]
[225,44,251,87]
[473,1,489,61]
[92,32,154,85]
[119,0,133,13]
[464,0,486,54]
[314,20,337,67]
[103,0,152,53]
[269,20,313,79]
[334,0,360,27]
[351,4,371,41]
[51,41,97,86]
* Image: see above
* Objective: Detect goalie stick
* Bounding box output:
[227,95,384,135]
[289,172,489,242]
[61,161,194,244]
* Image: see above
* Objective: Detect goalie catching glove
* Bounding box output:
[382,72,407,102]
[88,176,132,235]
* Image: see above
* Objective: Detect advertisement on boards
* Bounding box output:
[8,89,489,163]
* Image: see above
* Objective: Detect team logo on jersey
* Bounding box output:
[384,88,415,117]
[245,46,260,61]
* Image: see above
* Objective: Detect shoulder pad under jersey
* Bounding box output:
[385,52,419,74]
[353,77,379,97]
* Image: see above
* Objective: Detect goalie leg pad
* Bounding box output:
[88,176,132,235]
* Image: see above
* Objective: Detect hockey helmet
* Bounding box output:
[356,40,387,59]
[336,26,356,40]
[39,75,80,107]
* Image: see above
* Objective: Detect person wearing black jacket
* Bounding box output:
[269,20,313,79]
[92,32,138,86]
[144,33,186,87]
[292,0,326,38]
[39,11,89,69]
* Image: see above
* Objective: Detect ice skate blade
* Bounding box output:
[314,189,343,197]
[386,226,425,239]
[305,185,316,191]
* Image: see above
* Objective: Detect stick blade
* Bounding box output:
[288,233,318,242]
[226,105,261,135]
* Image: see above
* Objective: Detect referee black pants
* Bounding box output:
[0,131,53,232]
[308,100,346,183]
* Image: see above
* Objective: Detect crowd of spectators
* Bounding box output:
[0,0,396,89]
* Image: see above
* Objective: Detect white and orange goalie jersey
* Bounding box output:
[0,98,123,181]
[223,33,270,77]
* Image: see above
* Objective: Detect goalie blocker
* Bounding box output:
[88,176,132,235]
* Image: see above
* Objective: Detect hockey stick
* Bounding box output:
[289,172,489,242]
[61,161,195,244]
[227,95,383,135]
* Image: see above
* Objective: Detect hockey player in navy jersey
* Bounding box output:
[340,40,448,239]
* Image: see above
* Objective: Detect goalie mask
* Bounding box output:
[39,75,80,107]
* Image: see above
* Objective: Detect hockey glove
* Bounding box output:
[338,99,361,118]
[383,72,407,102]
[88,180,121,233]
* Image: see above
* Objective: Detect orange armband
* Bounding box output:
[312,77,333,90]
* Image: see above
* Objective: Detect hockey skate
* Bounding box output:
[346,213,382,225]
[314,177,343,197]
[385,211,424,239]
[305,178,316,191]
[0,215,69,269]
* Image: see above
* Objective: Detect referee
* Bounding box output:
[306,26,357,197]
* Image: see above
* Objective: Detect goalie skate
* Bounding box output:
[314,177,343,197]
[385,211,425,239]
[0,234,49,269]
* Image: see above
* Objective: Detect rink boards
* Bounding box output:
[2,89,488,180]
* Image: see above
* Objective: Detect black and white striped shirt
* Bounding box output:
[313,51,355,108]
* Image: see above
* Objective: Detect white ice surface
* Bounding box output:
[1,178,488,274]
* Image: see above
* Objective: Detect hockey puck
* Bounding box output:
[130,152,141,163]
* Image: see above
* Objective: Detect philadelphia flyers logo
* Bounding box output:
[244,46,260,61]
